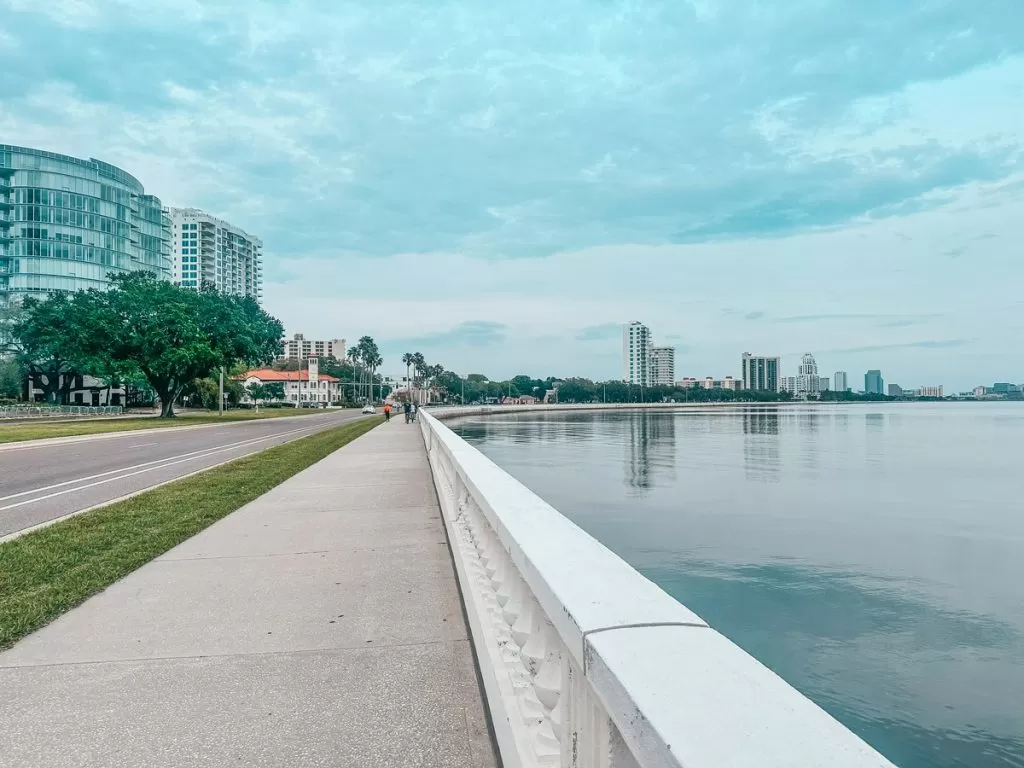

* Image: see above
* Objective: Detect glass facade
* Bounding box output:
[742,353,781,392]
[0,145,172,306]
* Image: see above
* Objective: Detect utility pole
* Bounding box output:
[218,367,224,416]
[461,377,465,404]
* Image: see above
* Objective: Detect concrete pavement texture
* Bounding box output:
[0,409,369,538]
[0,420,498,768]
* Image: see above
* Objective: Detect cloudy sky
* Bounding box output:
[2,0,1022,389]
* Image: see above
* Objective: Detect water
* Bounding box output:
[451,404,1024,768]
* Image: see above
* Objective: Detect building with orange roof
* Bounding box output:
[240,361,342,405]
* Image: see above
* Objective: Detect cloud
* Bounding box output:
[775,313,942,325]
[829,339,974,355]
[576,324,623,342]
[774,314,889,323]
[1,0,1022,388]
[386,321,507,352]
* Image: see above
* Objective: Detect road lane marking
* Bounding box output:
[0,423,326,512]
[0,427,315,503]
[0,412,348,452]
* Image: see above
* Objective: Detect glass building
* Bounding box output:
[742,352,780,392]
[0,145,171,307]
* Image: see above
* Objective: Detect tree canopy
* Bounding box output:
[8,272,285,416]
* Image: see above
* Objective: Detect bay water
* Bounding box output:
[452,404,1024,768]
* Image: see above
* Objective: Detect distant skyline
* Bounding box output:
[2,1,1022,389]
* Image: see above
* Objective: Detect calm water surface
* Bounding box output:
[452,404,1024,768]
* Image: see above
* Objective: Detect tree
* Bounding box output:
[8,294,95,404]
[246,382,269,408]
[264,382,285,402]
[355,336,380,402]
[76,273,284,417]
[0,357,24,400]
[402,352,414,396]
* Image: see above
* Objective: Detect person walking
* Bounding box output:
[410,402,418,422]
[403,401,412,424]
[383,402,391,422]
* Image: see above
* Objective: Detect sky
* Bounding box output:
[1,1,1022,390]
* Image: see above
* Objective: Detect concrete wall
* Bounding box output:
[419,407,896,768]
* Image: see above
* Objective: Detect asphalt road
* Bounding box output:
[0,410,371,539]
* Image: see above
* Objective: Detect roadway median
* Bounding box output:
[0,415,382,650]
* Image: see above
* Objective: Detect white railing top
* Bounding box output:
[421,407,896,768]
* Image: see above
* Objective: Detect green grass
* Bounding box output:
[0,407,345,445]
[0,416,382,649]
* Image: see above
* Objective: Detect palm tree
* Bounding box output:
[356,336,379,403]
[346,347,361,404]
[370,353,383,402]
[411,352,426,403]
[401,352,414,399]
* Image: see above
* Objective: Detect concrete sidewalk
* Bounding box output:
[0,421,497,767]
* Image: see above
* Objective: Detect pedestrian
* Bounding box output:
[410,402,418,422]
[383,402,391,422]
[403,401,412,423]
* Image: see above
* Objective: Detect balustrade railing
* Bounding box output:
[0,405,124,419]
[419,408,897,768]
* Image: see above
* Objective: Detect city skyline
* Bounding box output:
[1,2,1022,388]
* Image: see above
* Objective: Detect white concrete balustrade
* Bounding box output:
[419,408,898,768]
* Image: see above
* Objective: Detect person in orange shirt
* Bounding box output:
[383,403,392,422]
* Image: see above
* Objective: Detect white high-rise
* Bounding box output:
[795,353,821,395]
[281,333,346,361]
[834,371,848,392]
[651,346,676,386]
[168,207,263,303]
[622,322,652,386]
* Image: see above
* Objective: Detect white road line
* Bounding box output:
[0,427,313,503]
[0,444,285,544]
[0,423,325,512]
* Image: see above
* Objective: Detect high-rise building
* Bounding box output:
[888,383,903,397]
[0,144,171,307]
[168,208,263,302]
[741,353,780,392]
[622,322,652,386]
[651,346,675,386]
[919,385,943,398]
[818,376,831,392]
[795,353,821,395]
[865,369,885,395]
[281,333,346,361]
[834,371,848,392]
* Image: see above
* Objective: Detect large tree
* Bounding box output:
[7,294,97,404]
[77,272,284,417]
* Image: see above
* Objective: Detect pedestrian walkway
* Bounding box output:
[0,421,497,768]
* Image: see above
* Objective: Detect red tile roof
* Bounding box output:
[240,369,340,383]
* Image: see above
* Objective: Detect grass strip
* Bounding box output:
[0,407,347,445]
[0,416,382,649]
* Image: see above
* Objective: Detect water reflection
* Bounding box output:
[625,412,676,492]
[451,404,1024,768]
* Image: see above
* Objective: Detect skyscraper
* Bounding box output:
[651,346,675,386]
[169,208,263,302]
[795,353,821,395]
[834,371,848,392]
[865,370,885,395]
[0,144,171,307]
[741,353,780,392]
[622,322,652,386]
